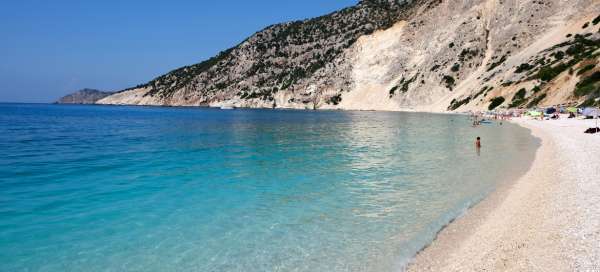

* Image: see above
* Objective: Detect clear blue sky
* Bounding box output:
[0,0,357,103]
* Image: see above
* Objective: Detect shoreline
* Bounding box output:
[407,117,600,271]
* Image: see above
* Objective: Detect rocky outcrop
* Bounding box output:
[98,0,600,111]
[56,89,113,104]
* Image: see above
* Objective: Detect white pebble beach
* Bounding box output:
[408,117,600,271]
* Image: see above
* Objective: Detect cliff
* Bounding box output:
[97,0,600,111]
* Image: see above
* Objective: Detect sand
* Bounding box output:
[407,117,600,271]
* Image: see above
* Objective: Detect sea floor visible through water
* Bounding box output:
[0,104,538,271]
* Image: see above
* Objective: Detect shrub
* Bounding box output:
[553,51,565,60]
[536,63,569,81]
[527,93,547,108]
[459,49,478,62]
[574,84,598,97]
[566,43,585,56]
[579,98,598,107]
[448,96,471,111]
[389,86,399,97]
[487,55,507,71]
[473,86,488,99]
[515,63,534,73]
[509,88,527,108]
[451,63,460,72]
[402,74,418,93]
[514,88,527,100]
[574,71,600,97]
[577,64,596,75]
[594,15,600,25]
[488,96,505,110]
[442,75,455,90]
[328,94,342,105]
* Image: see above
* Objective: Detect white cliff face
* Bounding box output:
[97,88,156,105]
[339,0,599,112]
[97,0,600,111]
[339,21,409,111]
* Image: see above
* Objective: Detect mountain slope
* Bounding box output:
[98,0,600,111]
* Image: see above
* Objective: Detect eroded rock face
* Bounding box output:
[98,0,600,111]
[56,89,113,104]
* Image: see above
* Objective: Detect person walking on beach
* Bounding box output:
[475,137,481,149]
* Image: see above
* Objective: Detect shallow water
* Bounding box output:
[0,104,538,271]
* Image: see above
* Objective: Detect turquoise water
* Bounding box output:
[0,104,538,271]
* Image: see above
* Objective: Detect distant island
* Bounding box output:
[56,88,113,104]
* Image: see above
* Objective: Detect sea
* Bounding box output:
[0,103,538,271]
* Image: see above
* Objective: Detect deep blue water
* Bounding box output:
[0,104,538,271]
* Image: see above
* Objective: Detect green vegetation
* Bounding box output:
[509,88,527,108]
[515,63,534,73]
[458,48,479,62]
[448,96,471,111]
[144,48,235,98]
[131,1,417,100]
[577,64,596,75]
[442,75,456,90]
[501,81,513,87]
[566,43,586,56]
[402,74,418,93]
[594,15,600,25]
[487,55,507,71]
[514,88,527,99]
[327,94,342,105]
[389,74,418,97]
[574,71,600,97]
[488,96,505,110]
[535,63,570,81]
[473,86,489,100]
[241,88,276,101]
[579,98,598,107]
[552,51,565,61]
[532,85,541,93]
[389,86,399,97]
[525,35,600,88]
[451,63,460,72]
[565,35,599,58]
[527,93,547,108]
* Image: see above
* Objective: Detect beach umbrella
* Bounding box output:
[566,107,578,113]
[582,107,600,117]
[545,107,557,114]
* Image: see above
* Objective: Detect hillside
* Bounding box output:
[56,89,113,104]
[97,0,600,111]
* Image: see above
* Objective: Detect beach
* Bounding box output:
[408,117,600,271]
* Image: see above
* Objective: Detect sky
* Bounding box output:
[0,0,357,103]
